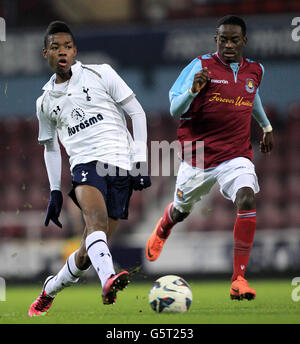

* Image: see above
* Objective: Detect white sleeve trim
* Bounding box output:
[188,87,200,96]
[263,125,273,133]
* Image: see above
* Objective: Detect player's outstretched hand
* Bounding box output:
[131,162,152,191]
[45,190,63,228]
[260,131,274,154]
[191,67,211,93]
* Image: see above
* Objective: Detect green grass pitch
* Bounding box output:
[0,279,299,324]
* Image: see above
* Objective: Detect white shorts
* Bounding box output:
[173,157,260,213]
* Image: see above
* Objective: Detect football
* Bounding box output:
[148,275,193,313]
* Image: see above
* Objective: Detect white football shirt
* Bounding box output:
[37,61,144,171]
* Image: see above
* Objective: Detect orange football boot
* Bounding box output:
[146,218,167,262]
[230,275,256,300]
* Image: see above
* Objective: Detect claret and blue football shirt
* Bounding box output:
[169,52,271,169]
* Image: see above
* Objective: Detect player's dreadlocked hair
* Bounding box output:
[44,21,75,48]
[216,15,246,36]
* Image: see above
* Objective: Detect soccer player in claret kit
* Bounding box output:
[146,15,274,300]
[28,21,151,317]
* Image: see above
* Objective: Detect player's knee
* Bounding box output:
[83,208,109,234]
[235,187,256,210]
[171,207,189,223]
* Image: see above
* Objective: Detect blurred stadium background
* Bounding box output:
[0,0,300,283]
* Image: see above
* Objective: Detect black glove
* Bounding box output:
[45,190,63,228]
[131,175,152,191]
[131,162,152,191]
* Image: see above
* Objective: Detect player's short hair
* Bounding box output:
[216,15,246,36]
[44,21,75,48]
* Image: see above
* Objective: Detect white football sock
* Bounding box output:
[85,231,115,287]
[44,251,86,297]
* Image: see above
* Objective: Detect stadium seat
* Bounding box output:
[0,112,296,238]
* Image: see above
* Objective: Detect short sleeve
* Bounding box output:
[100,64,133,103]
[36,96,56,144]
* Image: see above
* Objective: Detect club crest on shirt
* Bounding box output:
[176,188,184,200]
[71,107,86,122]
[245,78,255,93]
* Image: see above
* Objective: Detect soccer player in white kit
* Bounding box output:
[28,21,151,317]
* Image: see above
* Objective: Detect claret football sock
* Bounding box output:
[86,230,115,287]
[232,209,256,282]
[157,202,175,239]
[45,251,86,297]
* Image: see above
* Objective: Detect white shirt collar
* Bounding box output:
[42,60,82,91]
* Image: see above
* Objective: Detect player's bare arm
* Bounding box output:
[191,67,211,93]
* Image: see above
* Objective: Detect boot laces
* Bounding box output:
[35,292,52,311]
